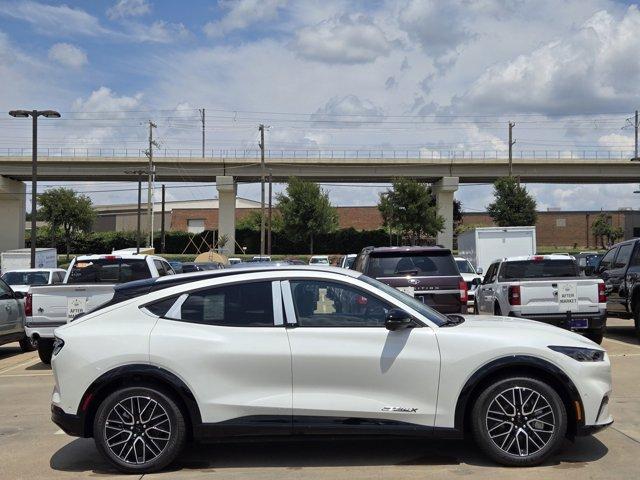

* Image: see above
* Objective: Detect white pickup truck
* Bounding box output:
[475,254,607,344]
[25,254,175,364]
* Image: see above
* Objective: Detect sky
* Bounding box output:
[2,0,640,213]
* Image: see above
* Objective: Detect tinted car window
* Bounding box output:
[455,259,475,274]
[290,279,392,327]
[67,259,152,284]
[145,296,179,317]
[366,252,458,277]
[599,248,617,271]
[483,263,499,284]
[0,279,12,299]
[2,271,49,286]
[499,259,579,280]
[614,244,634,269]
[172,281,273,327]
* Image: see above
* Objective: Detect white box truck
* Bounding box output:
[1,248,58,273]
[457,226,536,274]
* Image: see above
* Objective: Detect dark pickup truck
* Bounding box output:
[593,238,640,338]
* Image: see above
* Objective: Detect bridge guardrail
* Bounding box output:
[0,148,635,160]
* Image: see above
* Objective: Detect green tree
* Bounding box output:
[38,188,96,259]
[378,178,444,245]
[276,177,338,253]
[236,210,283,233]
[487,176,537,226]
[591,213,623,248]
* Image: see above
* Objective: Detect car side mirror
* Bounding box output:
[476,267,483,275]
[13,291,25,300]
[385,309,413,331]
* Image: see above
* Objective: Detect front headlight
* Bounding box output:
[548,345,605,362]
[52,337,65,357]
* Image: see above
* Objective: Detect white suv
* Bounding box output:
[51,266,613,473]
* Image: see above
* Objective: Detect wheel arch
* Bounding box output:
[78,364,201,439]
[454,355,584,438]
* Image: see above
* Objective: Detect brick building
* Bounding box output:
[94,198,640,249]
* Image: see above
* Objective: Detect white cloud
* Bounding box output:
[72,86,143,113]
[131,21,189,43]
[598,133,634,148]
[107,0,151,20]
[0,0,112,37]
[292,14,392,64]
[203,0,287,37]
[311,94,385,127]
[458,6,640,114]
[48,43,87,69]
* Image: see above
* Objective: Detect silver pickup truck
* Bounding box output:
[475,254,607,344]
[25,254,175,363]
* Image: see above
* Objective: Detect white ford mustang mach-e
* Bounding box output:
[50,266,612,473]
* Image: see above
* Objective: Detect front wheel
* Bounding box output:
[93,386,186,473]
[38,339,54,364]
[19,336,37,352]
[472,376,567,466]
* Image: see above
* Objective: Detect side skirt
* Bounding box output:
[193,415,463,441]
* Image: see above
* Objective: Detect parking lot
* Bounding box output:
[0,318,636,480]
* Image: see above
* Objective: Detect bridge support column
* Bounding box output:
[0,176,26,253]
[216,176,236,256]
[433,177,459,250]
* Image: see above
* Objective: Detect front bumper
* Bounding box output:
[577,419,613,436]
[51,404,85,437]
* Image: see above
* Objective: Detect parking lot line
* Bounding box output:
[0,357,40,375]
[0,373,52,378]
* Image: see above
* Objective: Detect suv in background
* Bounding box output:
[594,238,640,338]
[353,246,467,313]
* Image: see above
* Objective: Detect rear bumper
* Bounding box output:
[510,311,606,330]
[51,404,85,437]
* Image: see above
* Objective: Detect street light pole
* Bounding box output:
[8,109,60,268]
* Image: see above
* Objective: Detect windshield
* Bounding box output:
[367,252,458,277]
[499,259,579,280]
[344,256,356,268]
[2,271,49,286]
[310,258,329,264]
[360,275,449,327]
[455,259,476,274]
[67,258,152,284]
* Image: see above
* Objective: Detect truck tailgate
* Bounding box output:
[519,279,600,315]
[29,284,116,326]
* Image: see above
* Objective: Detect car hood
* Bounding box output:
[452,314,600,348]
[9,285,31,293]
[459,273,482,283]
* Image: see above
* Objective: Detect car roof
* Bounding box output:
[365,246,451,255]
[502,254,576,262]
[2,268,65,273]
[73,254,160,261]
[115,265,361,293]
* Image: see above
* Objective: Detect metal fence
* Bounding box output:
[0,148,636,160]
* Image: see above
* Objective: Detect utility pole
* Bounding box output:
[199,108,205,158]
[634,110,638,161]
[508,121,516,177]
[268,171,273,255]
[259,124,266,256]
[161,184,166,254]
[146,121,158,248]
[125,169,149,254]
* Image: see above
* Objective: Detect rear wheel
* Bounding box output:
[634,306,640,340]
[38,339,54,364]
[583,329,604,344]
[93,386,186,474]
[472,376,567,467]
[19,336,37,352]
[494,302,502,316]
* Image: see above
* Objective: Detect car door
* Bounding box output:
[608,243,634,313]
[281,275,440,431]
[148,279,292,429]
[0,279,21,336]
[477,262,498,314]
[598,246,621,312]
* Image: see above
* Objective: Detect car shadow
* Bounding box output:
[25,361,51,371]
[605,324,640,347]
[0,344,26,361]
[50,435,608,474]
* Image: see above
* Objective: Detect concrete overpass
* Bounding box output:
[1,151,638,254]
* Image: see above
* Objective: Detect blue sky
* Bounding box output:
[2,0,640,212]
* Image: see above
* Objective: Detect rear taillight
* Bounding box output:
[459,279,468,304]
[25,293,32,317]
[598,282,606,303]
[508,285,521,305]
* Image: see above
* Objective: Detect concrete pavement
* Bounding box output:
[0,318,638,480]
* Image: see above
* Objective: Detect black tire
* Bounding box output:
[583,330,604,345]
[19,336,37,352]
[634,307,640,340]
[494,302,502,316]
[38,339,54,364]
[93,386,186,474]
[471,376,567,467]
